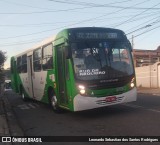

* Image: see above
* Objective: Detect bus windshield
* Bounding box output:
[71,40,134,81]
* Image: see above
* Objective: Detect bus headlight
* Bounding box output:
[130,82,135,88]
[78,85,86,95]
[130,78,135,88]
[80,89,86,94]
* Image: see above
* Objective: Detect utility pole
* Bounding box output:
[131,35,136,67]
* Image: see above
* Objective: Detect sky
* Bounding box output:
[0,0,160,69]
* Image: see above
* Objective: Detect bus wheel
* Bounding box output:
[51,95,58,110]
[21,88,27,101]
[49,91,61,113]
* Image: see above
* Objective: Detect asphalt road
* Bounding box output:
[4,90,160,145]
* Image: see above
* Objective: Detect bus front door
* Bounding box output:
[27,56,34,99]
[56,45,68,107]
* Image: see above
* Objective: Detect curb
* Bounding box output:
[137,88,160,95]
[1,93,29,145]
[3,96,24,136]
[0,98,10,136]
[0,95,12,145]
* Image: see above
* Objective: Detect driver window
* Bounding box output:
[112,48,120,62]
[83,48,101,69]
[71,43,85,73]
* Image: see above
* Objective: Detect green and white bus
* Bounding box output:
[11,27,137,112]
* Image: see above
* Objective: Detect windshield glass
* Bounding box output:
[71,40,134,81]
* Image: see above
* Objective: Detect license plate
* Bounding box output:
[105,96,117,102]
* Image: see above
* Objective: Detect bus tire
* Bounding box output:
[21,87,27,101]
[49,90,61,113]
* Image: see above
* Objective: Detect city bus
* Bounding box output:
[11,27,137,112]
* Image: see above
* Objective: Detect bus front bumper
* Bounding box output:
[73,87,137,111]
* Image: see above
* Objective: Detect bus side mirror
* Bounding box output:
[127,40,132,51]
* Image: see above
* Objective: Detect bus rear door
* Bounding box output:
[27,55,34,98]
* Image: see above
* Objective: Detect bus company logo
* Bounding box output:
[2,137,11,142]
[116,86,124,92]
[91,92,94,95]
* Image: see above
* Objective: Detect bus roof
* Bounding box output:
[68,27,124,32]
[14,35,56,57]
[13,27,126,58]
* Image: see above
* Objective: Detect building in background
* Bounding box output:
[133,46,160,67]
[134,46,160,88]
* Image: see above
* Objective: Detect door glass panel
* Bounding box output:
[57,45,68,104]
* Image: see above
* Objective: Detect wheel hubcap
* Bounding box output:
[51,96,57,109]
[22,93,24,99]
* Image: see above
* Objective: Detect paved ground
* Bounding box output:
[0,88,160,145]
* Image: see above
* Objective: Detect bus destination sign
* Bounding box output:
[76,32,118,39]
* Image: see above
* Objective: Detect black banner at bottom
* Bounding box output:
[1,136,160,143]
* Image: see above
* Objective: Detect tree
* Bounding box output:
[0,50,7,83]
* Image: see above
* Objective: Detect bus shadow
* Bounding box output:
[70,104,141,118]
[22,97,140,117]
[12,91,140,118]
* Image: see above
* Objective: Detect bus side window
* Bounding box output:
[21,54,27,73]
[33,48,42,72]
[42,44,53,70]
[17,56,22,73]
